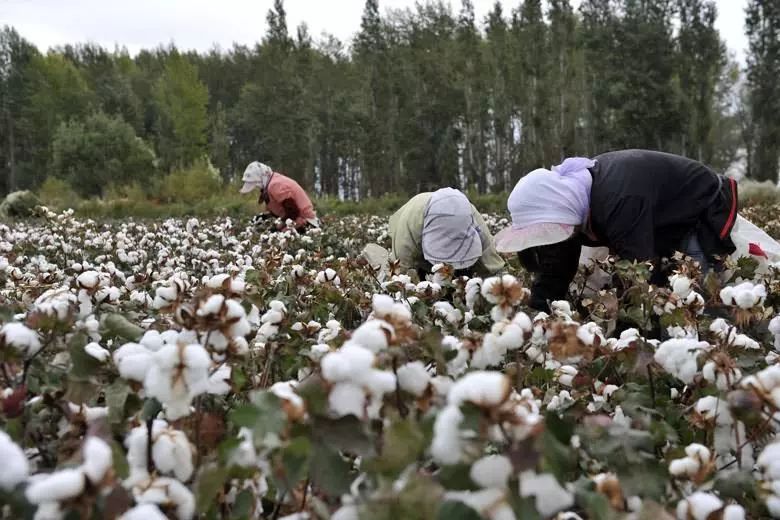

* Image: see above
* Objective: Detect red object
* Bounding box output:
[2,385,27,418]
[749,242,769,259]
[720,177,737,239]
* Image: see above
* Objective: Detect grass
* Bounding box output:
[24,177,780,220]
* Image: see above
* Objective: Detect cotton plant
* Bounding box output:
[720,281,768,326]
[481,274,530,322]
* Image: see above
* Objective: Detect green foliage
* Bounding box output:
[0,190,39,217]
[51,111,157,197]
[159,157,223,205]
[153,53,209,171]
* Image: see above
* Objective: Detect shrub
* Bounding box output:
[0,190,40,217]
[51,111,157,198]
[37,178,81,212]
[159,157,223,205]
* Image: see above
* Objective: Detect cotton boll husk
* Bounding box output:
[470,455,513,489]
[25,468,86,504]
[0,430,29,491]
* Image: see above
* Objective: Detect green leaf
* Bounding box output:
[68,332,100,379]
[111,440,130,480]
[101,313,144,341]
[141,398,163,421]
[540,429,576,482]
[436,464,479,491]
[369,417,425,475]
[311,415,375,457]
[105,379,130,425]
[310,443,351,498]
[436,501,482,520]
[230,489,255,519]
[64,379,98,405]
[277,436,311,493]
[196,464,229,514]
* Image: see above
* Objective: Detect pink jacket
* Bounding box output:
[264,173,317,228]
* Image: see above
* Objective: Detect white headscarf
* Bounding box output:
[507,157,596,227]
[239,162,274,194]
[421,188,483,269]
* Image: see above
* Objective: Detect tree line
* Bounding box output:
[1,0,779,200]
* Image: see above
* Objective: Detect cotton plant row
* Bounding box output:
[4,212,780,518]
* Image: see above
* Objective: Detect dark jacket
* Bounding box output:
[528,150,738,311]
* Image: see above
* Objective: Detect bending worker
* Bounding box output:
[494,149,738,311]
[240,161,319,231]
[389,187,505,278]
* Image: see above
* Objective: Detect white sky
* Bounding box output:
[0,0,749,62]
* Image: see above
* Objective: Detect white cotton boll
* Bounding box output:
[654,338,709,384]
[329,382,366,418]
[431,376,454,397]
[351,320,393,352]
[548,390,573,412]
[576,322,604,347]
[695,396,731,426]
[77,270,100,289]
[321,343,375,382]
[685,443,711,462]
[84,342,110,362]
[0,431,29,491]
[270,381,305,415]
[397,361,431,397]
[471,335,506,369]
[309,344,331,361]
[443,336,469,376]
[518,471,574,517]
[556,366,578,387]
[140,331,165,352]
[197,294,225,317]
[676,492,723,520]
[669,457,699,477]
[448,371,510,407]
[770,316,780,351]
[431,405,465,465]
[613,406,631,428]
[134,477,195,520]
[670,274,692,298]
[315,268,341,286]
[25,468,86,504]
[470,455,513,489]
[1,322,42,357]
[207,364,232,395]
[371,294,395,316]
[551,300,573,318]
[766,495,780,518]
[114,343,154,382]
[152,430,194,482]
[363,369,396,396]
[82,436,113,484]
[722,505,746,520]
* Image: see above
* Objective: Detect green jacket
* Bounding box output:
[388,192,506,276]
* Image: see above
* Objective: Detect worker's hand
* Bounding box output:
[251,213,272,226]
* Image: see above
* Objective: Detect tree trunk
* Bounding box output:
[7,111,16,193]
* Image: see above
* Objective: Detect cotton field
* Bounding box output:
[4,208,780,519]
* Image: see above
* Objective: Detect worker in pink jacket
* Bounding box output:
[240,162,319,231]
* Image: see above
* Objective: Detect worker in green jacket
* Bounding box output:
[387,188,505,278]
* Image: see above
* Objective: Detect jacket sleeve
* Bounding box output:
[471,207,506,275]
[603,195,656,261]
[280,199,305,228]
[389,206,423,274]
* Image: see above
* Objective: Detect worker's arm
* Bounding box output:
[471,207,506,275]
[280,198,309,229]
[520,239,581,312]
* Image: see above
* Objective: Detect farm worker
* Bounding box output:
[495,150,739,312]
[239,161,319,231]
[389,187,505,279]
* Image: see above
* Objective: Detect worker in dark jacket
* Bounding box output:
[495,150,738,312]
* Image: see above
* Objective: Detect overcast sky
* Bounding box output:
[0,0,749,62]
